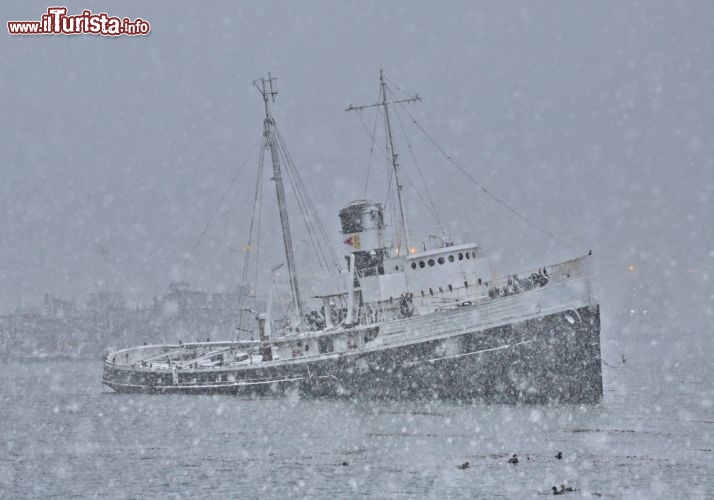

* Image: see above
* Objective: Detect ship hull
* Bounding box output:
[102,304,602,403]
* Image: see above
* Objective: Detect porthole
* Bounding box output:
[411,262,417,270]
[429,288,434,296]
[448,255,454,263]
[437,257,445,265]
[428,259,435,267]
[304,344,309,351]
[464,281,468,288]
[421,290,425,297]
[419,261,425,268]
[448,284,453,292]
[458,253,463,260]
[395,265,400,271]
[438,286,443,293]
[465,252,470,260]
[472,251,477,258]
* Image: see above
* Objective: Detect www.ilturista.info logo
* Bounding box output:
[8,7,150,36]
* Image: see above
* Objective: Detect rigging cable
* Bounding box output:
[357,85,383,199]
[387,86,443,227]
[274,125,342,272]
[350,95,443,240]
[275,133,332,271]
[180,139,261,277]
[357,110,379,199]
[277,139,331,272]
[352,108,430,249]
[382,153,396,247]
[237,137,267,334]
[252,155,264,313]
[396,102,577,252]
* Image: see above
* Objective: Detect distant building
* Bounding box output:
[43,294,76,319]
[1,283,268,358]
[162,282,208,311]
[87,291,126,313]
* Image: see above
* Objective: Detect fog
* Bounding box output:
[1,1,713,498]
[1,1,710,331]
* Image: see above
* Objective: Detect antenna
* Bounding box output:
[346,69,421,256]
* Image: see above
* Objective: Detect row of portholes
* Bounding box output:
[410,250,478,270]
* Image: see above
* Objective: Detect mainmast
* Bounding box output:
[254,74,303,322]
[346,69,421,255]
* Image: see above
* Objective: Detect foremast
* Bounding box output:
[255,74,303,322]
[346,69,421,256]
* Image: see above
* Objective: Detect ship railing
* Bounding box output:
[170,346,237,369]
[416,293,488,307]
[360,253,594,318]
[486,254,592,299]
[354,293,427,326]
[107,340,259,366]
[354,287,488,327]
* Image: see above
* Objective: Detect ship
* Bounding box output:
[101,72,603,403]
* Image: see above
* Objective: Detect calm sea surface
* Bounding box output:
[1,332,712,499]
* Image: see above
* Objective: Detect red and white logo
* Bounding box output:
[8,7,150,36]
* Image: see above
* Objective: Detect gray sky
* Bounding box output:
[1,1,712,331]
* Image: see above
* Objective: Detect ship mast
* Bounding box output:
[347,69,421,255]
[254,74,303,322]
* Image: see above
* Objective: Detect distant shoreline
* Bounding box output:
[0,353,96,363]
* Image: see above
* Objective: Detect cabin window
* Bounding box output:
[448,255,454,263]
[419,261,425,268]
[464,281,468,288]
[472,251,477,258]
[304,343,310,351]
[438,286,443,293]
[437,257,445,265]
[429,288,434,296]
[394,265,400,271]
[411,262,417,270]
[458,253,463,260]
[421,290,425,297]
[465,252,470,260]
[318,336,334,354]
[478,278,482,285]
[428,259,435,267]
[448,284,453,292]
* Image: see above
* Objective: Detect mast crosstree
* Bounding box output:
[346,69,421,256]
[254,74,304,322]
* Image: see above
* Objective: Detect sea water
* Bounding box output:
[0,332,711,499]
